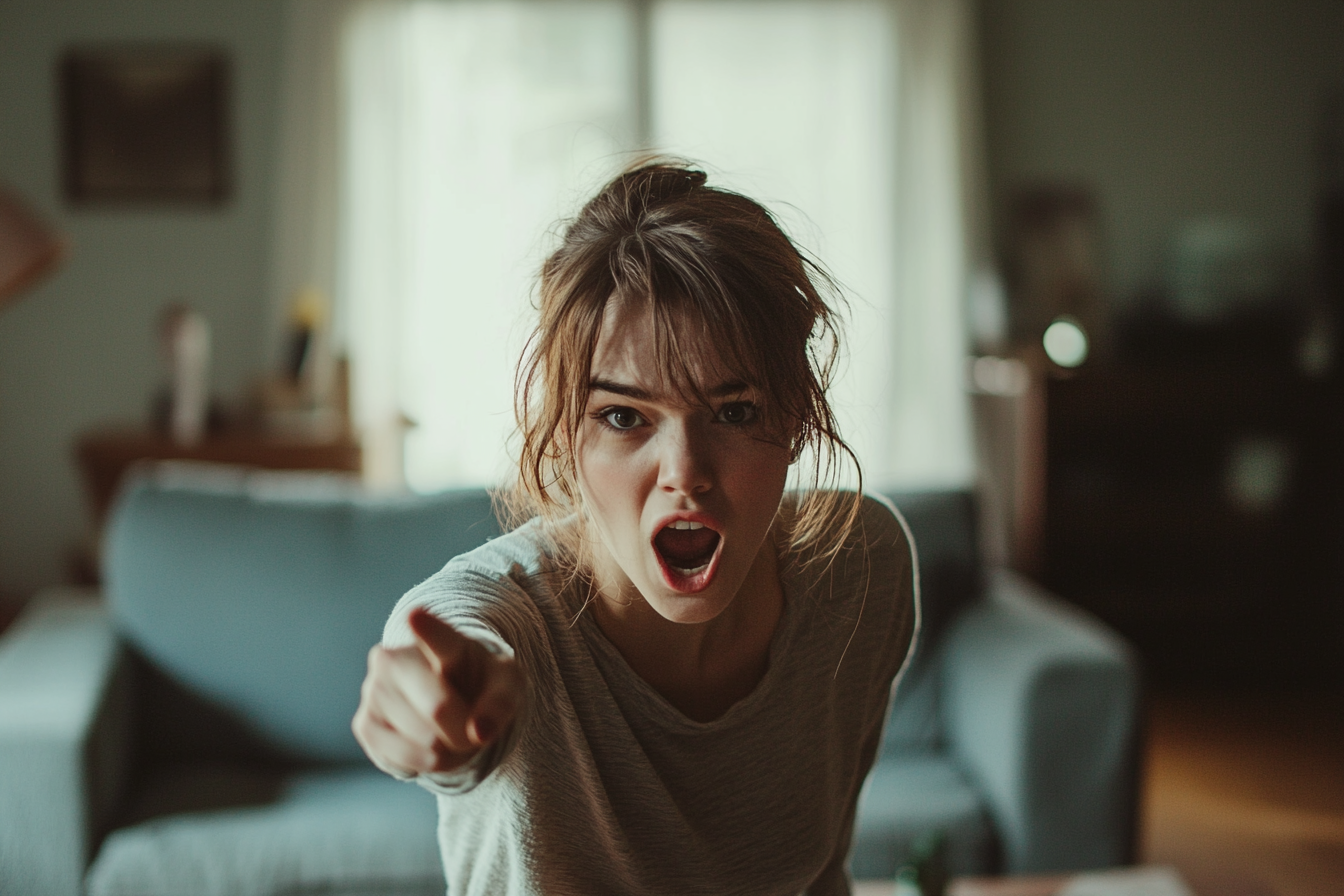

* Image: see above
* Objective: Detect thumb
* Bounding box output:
[467,654,523,748]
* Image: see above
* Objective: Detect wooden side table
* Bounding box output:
[75,427,362,532]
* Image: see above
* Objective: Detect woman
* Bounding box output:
[352,161,918,895]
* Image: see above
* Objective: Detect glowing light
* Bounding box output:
[1043,317,1089,367]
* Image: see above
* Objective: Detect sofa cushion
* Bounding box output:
[105,463,501,763]
[86,766,442,896]
[850,754,997,879]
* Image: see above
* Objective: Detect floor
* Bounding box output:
[1140,688,1344,896]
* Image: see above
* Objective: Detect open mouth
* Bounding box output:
[653,520,722,585]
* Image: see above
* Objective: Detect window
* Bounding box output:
[332,0,976,492]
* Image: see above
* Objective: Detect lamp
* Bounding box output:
[0,184,65,311]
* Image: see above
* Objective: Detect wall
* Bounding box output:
[0,1,284,594]
[980,0,1344,307]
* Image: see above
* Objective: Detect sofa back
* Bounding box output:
[105,464,501,764]
[883,489,984,753]
[104,468,980,763]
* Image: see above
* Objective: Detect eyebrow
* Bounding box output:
[588,379,751,401]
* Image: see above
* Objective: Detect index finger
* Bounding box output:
[407,607,470,674]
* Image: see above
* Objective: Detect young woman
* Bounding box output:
[352,161,919,895]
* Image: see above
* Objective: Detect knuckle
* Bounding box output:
[430,741,469,771]
[393,742,424,772]
[428,696,456,729]
[353,709,381,741]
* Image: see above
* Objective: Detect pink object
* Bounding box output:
[0,185,65,310]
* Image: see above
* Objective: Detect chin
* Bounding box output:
[641,554,746,625]
[643,589,734,626]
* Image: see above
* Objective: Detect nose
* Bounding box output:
[656,420,713,496]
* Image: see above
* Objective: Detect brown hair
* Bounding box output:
[506,159,862,577]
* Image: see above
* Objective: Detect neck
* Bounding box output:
[590,534,784,722]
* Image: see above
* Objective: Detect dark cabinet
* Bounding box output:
[1043,362,1344,684]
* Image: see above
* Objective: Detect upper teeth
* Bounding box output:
[669,521,704,530]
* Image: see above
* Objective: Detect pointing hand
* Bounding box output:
[353,608,523,777]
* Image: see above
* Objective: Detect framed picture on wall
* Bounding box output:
[60,44,231,205]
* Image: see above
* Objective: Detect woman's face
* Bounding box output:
[575,299,793,625]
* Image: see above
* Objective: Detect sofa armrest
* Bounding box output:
[0,590,132,896]
[939,570,1141,873]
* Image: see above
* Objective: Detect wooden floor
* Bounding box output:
[1140,688,1344,896]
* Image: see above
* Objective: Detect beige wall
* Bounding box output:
[0,0,284,593]
[980,0,1344,307]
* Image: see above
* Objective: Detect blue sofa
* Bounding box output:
[0,463,1140,895]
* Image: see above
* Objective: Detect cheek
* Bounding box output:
[744,436,793,477]
[724,439,792,511]
[576,434,648,529]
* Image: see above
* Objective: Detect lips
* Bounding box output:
[654,522,720,574]
[651,514,724,592]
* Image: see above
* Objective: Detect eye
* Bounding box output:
[600,407,645,431]
[716,401,757,425]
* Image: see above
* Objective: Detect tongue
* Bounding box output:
[655,527,719,566]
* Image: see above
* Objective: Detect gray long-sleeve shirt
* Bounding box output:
[382,494,918,896]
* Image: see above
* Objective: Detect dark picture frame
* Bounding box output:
[61,45,231,205]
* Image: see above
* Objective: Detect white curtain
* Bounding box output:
[274,0,984,493]
[342,1,637,489]
[887,0,983,489]
[650,1,899,491]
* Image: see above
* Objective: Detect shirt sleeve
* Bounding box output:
[379,562,541,794]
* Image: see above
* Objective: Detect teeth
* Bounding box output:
[669,520,704,530]
[670,563,710,576]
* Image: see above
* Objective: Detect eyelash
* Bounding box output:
[595,407,645,432]
[591,401,758,433]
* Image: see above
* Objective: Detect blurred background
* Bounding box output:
[1,1,1342,893]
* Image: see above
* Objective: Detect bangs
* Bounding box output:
[608,229,817,436]
[621,292,767,411]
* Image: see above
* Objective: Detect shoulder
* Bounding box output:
[787,491,914,583]
[855,492,914,560]
[783,491,918,678]
[382,519,560,652]
[830,492,915,603]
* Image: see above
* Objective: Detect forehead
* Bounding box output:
[589,298,746,397]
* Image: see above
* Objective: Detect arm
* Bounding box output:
[811,503,919,896]
[939,570,1141,873]
[353,607,523,793]
[0,590,133,896]
[806,708,887,896]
